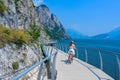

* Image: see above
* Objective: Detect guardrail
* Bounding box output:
[55,43,120,80]
[10,45,58,80]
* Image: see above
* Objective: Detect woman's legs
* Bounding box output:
[68,51,74,61]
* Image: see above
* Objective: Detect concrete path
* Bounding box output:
[56,50,114,80]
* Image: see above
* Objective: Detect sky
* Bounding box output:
[33,0,120,36]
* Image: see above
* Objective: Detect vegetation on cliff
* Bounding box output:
[0,24,40,48]
[0,0,7,15]
[44,26,64,39]
[14,0,19,9]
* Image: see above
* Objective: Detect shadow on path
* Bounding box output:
[61,59,71,64]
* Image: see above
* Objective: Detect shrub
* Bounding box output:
[0,26,31,46]
[29,23,41,42]
[20,59,25,63]
[0,25,40,46]
[0,27,12,43]
[0,41,4,48]
[44,26,62,39]
[0,0,7,15]
[12,61,19,69]
[14,0,19,9]
[11,29,30,45]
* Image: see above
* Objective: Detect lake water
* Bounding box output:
[56,39,120,80]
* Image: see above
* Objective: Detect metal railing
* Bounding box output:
[55,43,120,80]
[10,45,58,80]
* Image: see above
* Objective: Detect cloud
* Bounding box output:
[32,0,43,7]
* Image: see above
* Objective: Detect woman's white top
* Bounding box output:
[68,44,75,55]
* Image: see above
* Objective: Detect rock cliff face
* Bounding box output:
[0,0,69,79]
[0,0,40,29]
[0,0,45,79]
[37,4,69,39]
[0,0,49,39]
[0,44,40,79]
[0,0,69,40]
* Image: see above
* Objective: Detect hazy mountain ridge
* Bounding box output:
[67,27,120,40]
[92,27,120,39]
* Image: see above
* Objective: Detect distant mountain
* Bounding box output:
[66,29,89,39]
[108,27,120,39]
[92,27,120,40]
[92,33,110,39]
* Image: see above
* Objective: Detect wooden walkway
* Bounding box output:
[56,50,114,80]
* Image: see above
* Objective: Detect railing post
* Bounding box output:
[60,44,61,50]
[85,48,88,63]
[37,63,43,80]
[76,48,79,59]
[116,55,120,80]
[51,51,58,80]
[50,47,53,56]
[98,49,103,70]
[58,44,60,50]
[58,44,60,49]
[61,45,63,51]
[62,44,64,51]
[47,47,53,79]
[46,46,49,54]
[43,45,49,56]
[56,44,58,49]
[63,44,65,52]
[65,45,68,53]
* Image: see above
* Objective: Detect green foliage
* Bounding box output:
[32,2,35,8]
[44,26,63,39]
[14,0,19,9]
[0,41,4,48]
[29,23,41,42]
[20,59,25,63]
[0,27,12,43]
[11,29,30,46]
[0,0,7,15]
[0,26,31,46]
[12,61,19,69]
[0,25,41,46]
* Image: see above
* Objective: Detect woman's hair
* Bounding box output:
[69,41,74,47]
